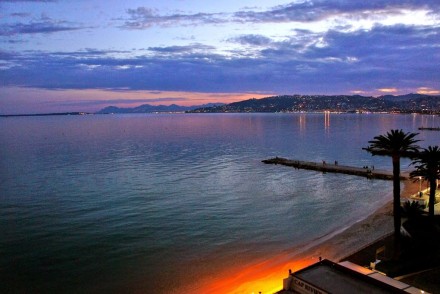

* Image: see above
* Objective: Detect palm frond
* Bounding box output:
[410,145,440,181]
[365,129,420,158]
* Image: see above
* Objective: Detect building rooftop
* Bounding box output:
[280,259,427,294]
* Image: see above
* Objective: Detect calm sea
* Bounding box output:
[1,113,439,293]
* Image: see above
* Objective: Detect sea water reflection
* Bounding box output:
[0,113,439,293]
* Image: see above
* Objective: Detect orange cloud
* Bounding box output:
[416,87,440,95]
[377,88,398,93]
[350,90,366,94]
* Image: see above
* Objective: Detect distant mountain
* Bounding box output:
[96,103,224,114]
[189,94,440,114]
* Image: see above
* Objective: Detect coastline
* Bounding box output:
[307,178,420,262]
[197,179,420,294]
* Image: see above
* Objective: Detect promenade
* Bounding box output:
[262,157,409,180]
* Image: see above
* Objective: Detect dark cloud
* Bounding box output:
[3,39,26,44]
[0,50,16,60]
[119,1,440,30]
[123,7,225,29]
[148,44,216,54]
[234,0,440,23]
[1,24,439,94]
[273,24,440,91]
[227,34,272,46]
[49,48,130,57]
[0,19,82,36]
[10,13,31,17]
[309,25,437,58]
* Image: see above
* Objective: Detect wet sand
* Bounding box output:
[194,179,420,294]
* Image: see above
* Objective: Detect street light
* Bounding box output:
[418,176,422,197]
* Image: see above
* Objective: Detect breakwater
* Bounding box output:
[262,157,409,180]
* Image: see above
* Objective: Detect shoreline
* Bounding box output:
[202,179,420,293]
[305,178,420,263]
[185,179,420,294]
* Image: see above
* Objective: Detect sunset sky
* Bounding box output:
[1,0,439,114]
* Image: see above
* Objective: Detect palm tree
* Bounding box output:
[365,129,420,252]
[410,146,440,218]
[401,200,425,220]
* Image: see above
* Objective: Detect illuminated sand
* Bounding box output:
[182,179,419,294]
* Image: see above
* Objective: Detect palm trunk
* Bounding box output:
[392,155,401,257]
[429,176,436,218]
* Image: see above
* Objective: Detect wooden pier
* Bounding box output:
[262,157,409,180]
[418,127,440,131]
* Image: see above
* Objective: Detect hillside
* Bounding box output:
[189,94,440,114]
[96,103,224,114]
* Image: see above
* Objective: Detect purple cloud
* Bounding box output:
[9,13,31,17]
[1,24,439,95]
[148,44,216,54]
[234,0,440,23]
[120,1,440,29]
[123,7,225,29]
[227,35,272,46]
[0,19,82,36]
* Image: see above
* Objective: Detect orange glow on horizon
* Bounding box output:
[5,86,273,107]
[5,85,440,115]
[88,90,272,107]
[0,86,275,114]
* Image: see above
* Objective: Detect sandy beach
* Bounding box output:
[195,179,421,294]
[308,178,420,262]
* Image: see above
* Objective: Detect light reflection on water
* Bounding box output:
[0,113,439,293]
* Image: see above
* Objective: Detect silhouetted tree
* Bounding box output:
[365,129,420,254]
[401,200,425,220]
[410,146,440,219]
